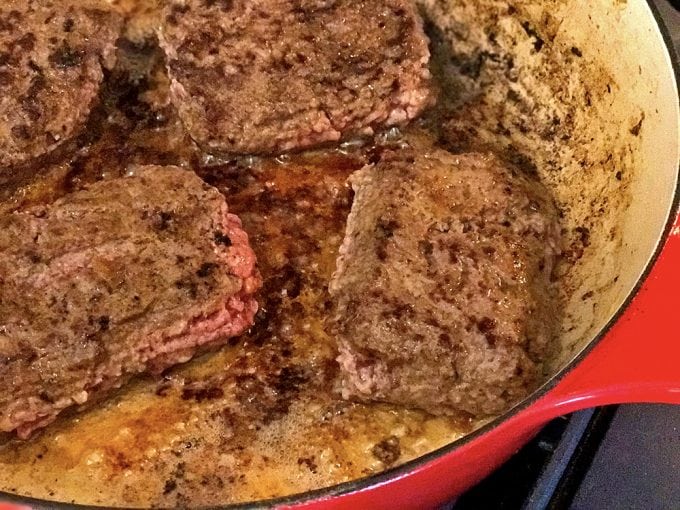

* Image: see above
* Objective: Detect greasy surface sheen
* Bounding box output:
[0,154,471,507]
[331,147,561,417]
[0,23,470,505]
[159,0,432,155]
[0,0,121,169]
[0,166,260,439]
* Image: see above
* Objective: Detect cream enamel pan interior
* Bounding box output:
[420,0,679,373]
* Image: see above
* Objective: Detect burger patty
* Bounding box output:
[0,166,261,439]
[0,0,121,170]
[159,0,433,155]
[330,147,561,418]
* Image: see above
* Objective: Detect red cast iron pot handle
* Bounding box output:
[532,212,680,418]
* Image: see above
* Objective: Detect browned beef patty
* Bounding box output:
[330,147,561,418]
[0,166,261,439]
[0,0,121,170]
[159,0,432,155]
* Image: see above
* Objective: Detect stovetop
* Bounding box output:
[659,0,680,53]
[448,2,680,508]
[449,405,680,510]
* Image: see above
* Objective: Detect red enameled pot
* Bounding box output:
[0,0,677,508]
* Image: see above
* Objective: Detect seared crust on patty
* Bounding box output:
[330,147,561,418]
[0,166,261,439]
[0,0,121,170]
[159,0,433,155]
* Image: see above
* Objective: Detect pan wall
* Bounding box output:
[419,0,679,373]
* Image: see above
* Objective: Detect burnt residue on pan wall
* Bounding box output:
[419,0,651,366]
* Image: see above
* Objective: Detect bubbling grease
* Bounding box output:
[0,20,472,503]
[0,154,471,507]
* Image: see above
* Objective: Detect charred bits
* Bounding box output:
[521,21,544,52]
[181,386,224,403]
[49,43,84,68]
[270,366,308,396]
[371,436,401,465]
[297,456,318,474]
[163,479,177,495]
[214,231,232,246]
[630,114,645,137]
[196,262,219,278]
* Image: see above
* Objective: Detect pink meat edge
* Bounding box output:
[145,291,259,373]
[336,344,391,400]
[14,292,259,440]
[13,208,261,439]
